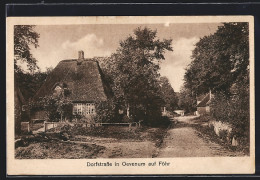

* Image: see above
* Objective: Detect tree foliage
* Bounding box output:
[183,22,250,141]
[185,22,249,96]
[30,86,72,122]
[159,76,178,111]
[94,99,118,123]
[14,25,40,73]
[15,67,53,101]
[178,85,197,113]
[99,27,173,124]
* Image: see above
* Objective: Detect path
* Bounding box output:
[157,116,243,157]
[70,135,157,158]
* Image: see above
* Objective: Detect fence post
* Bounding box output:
[27,122,30,132]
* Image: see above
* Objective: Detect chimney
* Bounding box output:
[77,50,84,65]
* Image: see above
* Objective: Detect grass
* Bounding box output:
[15,123,169,159]
[49,123,169,144]
[78,125,163,138]
[16,139,105,159]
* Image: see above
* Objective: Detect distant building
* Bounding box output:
[32,51,111,122]
[196,91,212,115]
[174,110,185,116]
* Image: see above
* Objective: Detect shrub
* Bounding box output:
[72,114,84,123]
[219,129,228,141]
[94,99,117,123]
[144,116,171,128]
[29,94,73,122]
[208,121,214,130]
[122,115,133,123]
[60,124,72,132]
[210,90,249,143]
[198,114,211,122]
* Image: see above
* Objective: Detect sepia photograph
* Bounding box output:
[7,16,255,175]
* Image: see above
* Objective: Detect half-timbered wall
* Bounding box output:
[73,103,96,116]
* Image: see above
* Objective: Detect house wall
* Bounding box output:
[30,101,99,122]
[197,107,207,115]
[73,103,96,116]
[31,103,97,122]
[73,103,97,123]
[206,105,210,113]
[197,106,210,115]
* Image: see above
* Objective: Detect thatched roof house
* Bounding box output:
[32,51,111,121]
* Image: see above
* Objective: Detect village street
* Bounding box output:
[16,115,246,159]
[157,116,244,157]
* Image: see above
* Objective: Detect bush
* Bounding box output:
[144,116,171,128]
[208,123,214,132]
[219,129,228,140]
[122,115,133,123]
[197,114,211,122]
[94,99,117,123]
[210,90,249,142]
[29,95,73,122]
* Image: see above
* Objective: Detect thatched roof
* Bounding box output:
[197,93,210,107]
[33,59,111,102]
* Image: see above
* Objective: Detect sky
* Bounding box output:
[28,23,221,92]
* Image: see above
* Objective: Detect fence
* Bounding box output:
[40,121,142,133]
[100,122,141,128]
[44,122,59,132]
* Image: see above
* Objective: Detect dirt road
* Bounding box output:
[157,116,244,157]
[17,117,245,159]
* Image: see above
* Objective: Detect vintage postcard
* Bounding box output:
[6,16,255,175]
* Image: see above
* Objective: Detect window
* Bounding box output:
[85,103,96,115]
[73,103,96,116]
[73,103,83,115]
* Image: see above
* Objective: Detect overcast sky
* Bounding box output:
[29,23,221,92]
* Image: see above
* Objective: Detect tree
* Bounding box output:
[100,27,173,124]
[178,85,197,113]
[185,22,249,96]
[14,25,40,73]
[183,22,250,144]
[30,85,72,122]
[159,76,178,111]
[15,68,53,101]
